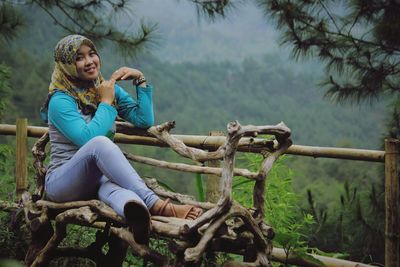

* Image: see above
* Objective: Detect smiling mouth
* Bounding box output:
[85,66,96,73]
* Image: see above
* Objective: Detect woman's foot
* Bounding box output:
[150,198,203,220]
[123,200,151,245]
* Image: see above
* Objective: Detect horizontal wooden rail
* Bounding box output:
[272,247,375,267]
[0,124,385,162]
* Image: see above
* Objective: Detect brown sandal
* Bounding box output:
[123,200,151,245]
[155,198,203,220]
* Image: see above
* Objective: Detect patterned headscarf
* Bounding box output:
[40,34,105,122]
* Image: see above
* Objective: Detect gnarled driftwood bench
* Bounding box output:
[22,120,292,267]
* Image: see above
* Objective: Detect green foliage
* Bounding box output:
[386,98,400,139]
[0,3,24,43]
[0,143,30,261]
[0,143,16,200]
[195,173,206,202]
[0,259,24,267]
[306,180,384,263]
[0,64,11,122]
[0,211,30,261]
[233,153,316,265]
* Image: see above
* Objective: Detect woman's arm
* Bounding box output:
[115,84,154,128]
[48,92,117,147]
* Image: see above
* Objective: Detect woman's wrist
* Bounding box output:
[134,75,146,87]
[100,99,113,105]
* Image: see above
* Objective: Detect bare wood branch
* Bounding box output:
[209,234,249,255]
[151,220,184,239]
[169,240,192,254]
[30,208,49,232]
[147,121,226,162]
[87,217,186,240]
[25,219,54,266]
[55,206,98,225]
[253,138,293,218]
[0,200,19,211]
[31,217,67,266]
[109,227,169,266]
[36,199,126,225]
[144,178,216,210]
[31,132,49,200]
[184,210,232,262]
[124,151,258,180]
[233,206,270,252]
[238,122,291,141]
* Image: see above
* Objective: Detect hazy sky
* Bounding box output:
[132,0,280,62]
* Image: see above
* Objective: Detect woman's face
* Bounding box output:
[75,44,100,81]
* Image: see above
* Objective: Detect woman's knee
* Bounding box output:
[87,136,115,150]
[80,136,118,158]
[88,135,113,145]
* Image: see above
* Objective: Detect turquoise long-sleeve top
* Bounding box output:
[48,84,154,147]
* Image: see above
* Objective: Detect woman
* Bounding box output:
[41,35,201,244]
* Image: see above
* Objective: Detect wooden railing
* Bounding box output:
[0,118,397,267]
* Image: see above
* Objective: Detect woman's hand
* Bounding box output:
[110,67,146,86]
[98,79,115,105]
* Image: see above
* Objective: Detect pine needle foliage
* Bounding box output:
[1,0,157,57]
[0,3,24,43]
[0,64,11,122]
[254,0,400,105]
[188,0,238,21]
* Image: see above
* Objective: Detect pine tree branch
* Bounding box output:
[30,0,153,55]
[297,16,400,53]
[347,9,361,36]
[32,0,72,33]
[317,0,341,34]
[56,1,88,33]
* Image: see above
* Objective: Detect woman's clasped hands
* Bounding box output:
[110,67,145,83]
[99,67,145,105]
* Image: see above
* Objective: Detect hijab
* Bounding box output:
[40,34,106,122]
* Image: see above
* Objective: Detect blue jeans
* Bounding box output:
[45,136,160,217]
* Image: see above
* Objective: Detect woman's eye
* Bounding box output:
[76,56,83,61]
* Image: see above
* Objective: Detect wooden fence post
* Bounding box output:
[16,118,28,200]
[206,131,224,203]
[385,138,399,267]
